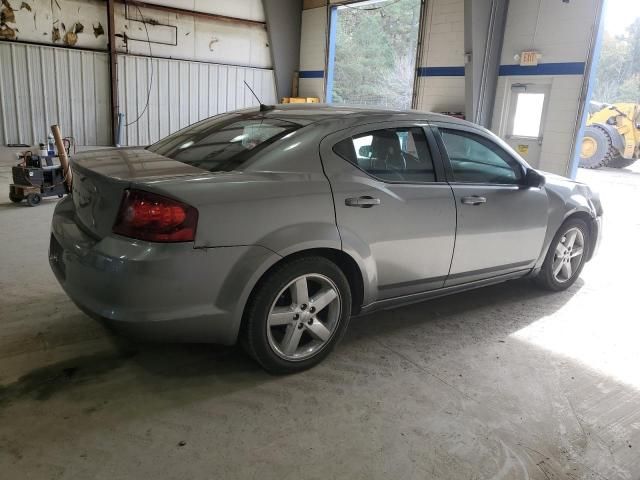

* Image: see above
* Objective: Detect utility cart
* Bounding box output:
[9,152,68,206]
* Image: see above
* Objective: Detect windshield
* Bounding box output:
[148,114,301,172]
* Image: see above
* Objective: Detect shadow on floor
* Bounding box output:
[344,277,581,346]
[0,276,582,407]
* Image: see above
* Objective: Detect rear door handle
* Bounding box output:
[461,196,487,205]
[345,196,381,208]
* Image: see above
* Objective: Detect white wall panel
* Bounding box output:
[415,76,465,113]
[2,0,265,57]
[414,0,465,113]
[0,42,111,146]
[298,7,326,99]
[492,0,599,176]
[117,54,277,146]
[114,3,271,68]
[500,0,597,65]
[299,8,326,73]
[139,0,266,21]
[2,0,108,50]
[418,0,464,68]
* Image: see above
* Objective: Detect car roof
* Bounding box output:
[237,103,472,128]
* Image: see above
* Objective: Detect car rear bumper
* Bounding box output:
[49,196,274,345]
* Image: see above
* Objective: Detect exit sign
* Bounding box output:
[520,51,539,66]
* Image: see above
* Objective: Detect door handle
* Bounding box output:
[461,196,487,205]
[345,196,381,208]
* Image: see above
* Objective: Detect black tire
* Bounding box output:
[242,256,352,374]
[9,192,23,203]
[607,156,637,169]
[579,125,620,169]
[535,218,590,291]
[26,193,42,207]
[57,193,64,198]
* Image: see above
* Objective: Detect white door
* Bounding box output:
[504,83,550,167]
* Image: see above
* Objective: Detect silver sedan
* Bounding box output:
[49,105,603,373]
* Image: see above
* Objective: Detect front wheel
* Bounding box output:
[535,218,590,291]
[242,256,352,374]
[26,193,42,207]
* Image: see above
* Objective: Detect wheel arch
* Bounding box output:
[562,210,597,261]
[234,247,366,344]
[533,204,596,272]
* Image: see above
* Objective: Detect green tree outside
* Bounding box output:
[332,0,421,109]
[593,18,640,104]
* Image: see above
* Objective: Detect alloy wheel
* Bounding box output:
[266,274,342,361]
[552,227,585,283]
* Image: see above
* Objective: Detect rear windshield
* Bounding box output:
[148,114,300,172]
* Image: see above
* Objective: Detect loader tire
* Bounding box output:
[579,125,620,169]
[607,156,636,169]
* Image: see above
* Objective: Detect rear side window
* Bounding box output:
[333,127,436,182]
[148,115,300,172]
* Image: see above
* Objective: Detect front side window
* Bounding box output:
[148,115,300,172]
[440,129,523,185]
[333,127,436,182]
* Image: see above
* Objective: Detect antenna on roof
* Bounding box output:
[244,81,274,112]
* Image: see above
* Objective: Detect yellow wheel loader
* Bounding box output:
[579,102,640,169]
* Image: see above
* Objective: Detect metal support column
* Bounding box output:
[107,0,118,146]
[263,0,302,100]
[465,0,509,127]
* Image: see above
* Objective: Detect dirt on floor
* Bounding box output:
[0,150,639,479]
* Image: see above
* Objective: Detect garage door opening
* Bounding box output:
[326,0,422,109]
[574,0,640,174]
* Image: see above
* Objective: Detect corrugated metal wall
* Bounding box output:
[0,42,277,147]
[117,54,277,146]
[0,42,112,146]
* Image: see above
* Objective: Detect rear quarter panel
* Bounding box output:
[138,127,341,254]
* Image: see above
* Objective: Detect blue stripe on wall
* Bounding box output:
[417,66,465,77]
[306,62,584,81]
[299,70,324,79]
[499,62,586,76]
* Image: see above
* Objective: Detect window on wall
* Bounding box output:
[333,127,436,182]
[327,0,422,109]
[511,93,546,138]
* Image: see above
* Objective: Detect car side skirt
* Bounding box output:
[357,269,531,315]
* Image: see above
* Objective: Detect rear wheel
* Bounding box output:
[579,125,621,169]
[26,193,42,207]
[9,192,23,203]
[535,218,590,291]
[242,256,352,374]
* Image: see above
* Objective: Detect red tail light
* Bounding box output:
[113,189,198,242]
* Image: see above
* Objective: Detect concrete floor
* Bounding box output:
[0,149,639,479]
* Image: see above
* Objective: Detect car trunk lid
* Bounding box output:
[71,148,207,239]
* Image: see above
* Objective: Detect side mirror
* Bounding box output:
[524,169,545,188]
[358,145,372,158]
